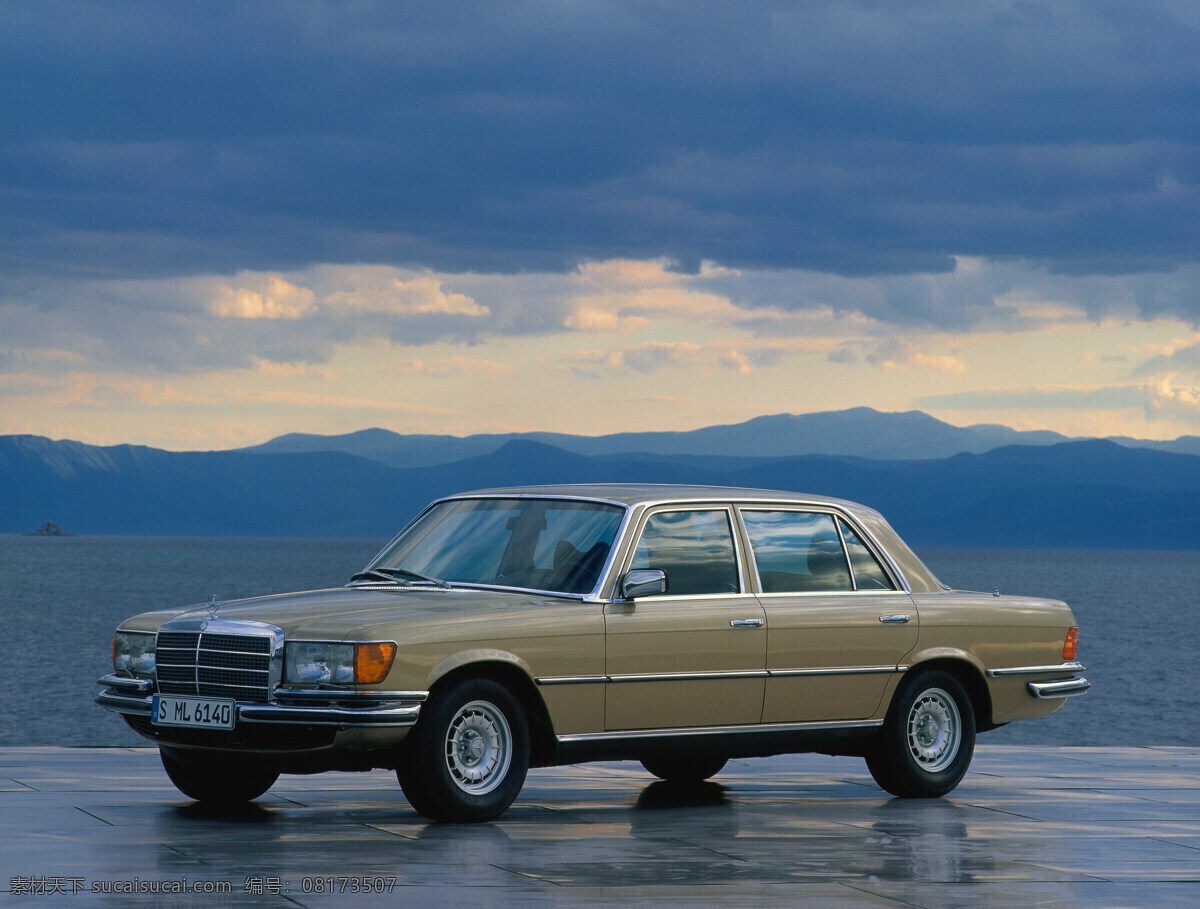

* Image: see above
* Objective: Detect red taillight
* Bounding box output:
[1062,627,1080,661]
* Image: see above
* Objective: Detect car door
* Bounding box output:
[603,506,767,731]
[739,508,918,723]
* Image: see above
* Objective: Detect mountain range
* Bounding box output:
[3,408,1199,548]
[239,406,1200,465]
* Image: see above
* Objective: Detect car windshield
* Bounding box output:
[362,497,626,595]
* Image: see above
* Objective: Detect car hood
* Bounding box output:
[120,585,581,641]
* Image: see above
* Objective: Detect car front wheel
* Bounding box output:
[160,751,279,804]
[866,669,975,798]
[396,677,530,823]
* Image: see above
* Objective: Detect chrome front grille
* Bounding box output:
[155,620,281,703]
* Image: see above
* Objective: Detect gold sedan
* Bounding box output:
[98,485,1088,822]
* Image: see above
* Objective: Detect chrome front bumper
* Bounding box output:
[96,674,426,727]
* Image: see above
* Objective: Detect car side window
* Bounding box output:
[630,509,740,595]
[741,510,853,593]
[838,518,896,590]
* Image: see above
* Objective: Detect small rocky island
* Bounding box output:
[25,521,71,536]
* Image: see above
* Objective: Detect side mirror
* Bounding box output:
[620,569,667,599]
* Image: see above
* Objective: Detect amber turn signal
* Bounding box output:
[1062,627,1080,661]
[354,642,397,684]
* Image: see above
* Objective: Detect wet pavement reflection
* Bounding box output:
[3,746,1200,906]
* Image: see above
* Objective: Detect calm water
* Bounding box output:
[0,536,1193,748]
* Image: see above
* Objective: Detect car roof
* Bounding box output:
[447,483,876,515]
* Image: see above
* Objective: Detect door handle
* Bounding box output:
[878,614,912,624]
[730,618,764,628]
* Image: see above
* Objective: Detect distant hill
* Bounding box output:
[238,407,1085,466]
[236,407,1200,467]
[1108,434,1200,456]
[240,427,499,468]
[4,425,1200,548]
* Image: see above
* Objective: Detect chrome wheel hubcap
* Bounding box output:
[906,688,961,773]
[444,700,512,795]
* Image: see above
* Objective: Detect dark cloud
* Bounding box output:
[0,267,528,373]
[1133,343,1200,378]
[1,1,1198,288]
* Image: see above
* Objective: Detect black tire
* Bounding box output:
[866,669,976,798]
[640,755,728,784]
[396,677,530,823]
[160,751,278,804]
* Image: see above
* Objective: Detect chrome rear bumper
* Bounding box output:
[1027,676,1091,699]
[985,661,1091,700]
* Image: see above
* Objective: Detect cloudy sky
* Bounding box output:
[2,0,1199,449]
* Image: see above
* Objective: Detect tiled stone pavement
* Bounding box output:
[2,746,1199,907]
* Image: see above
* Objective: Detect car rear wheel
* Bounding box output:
[160,751,278,804]
[640,755,728,784]
[866,669,975,798]
[396,677,530,823]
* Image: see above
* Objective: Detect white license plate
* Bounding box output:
[152,695,236,730]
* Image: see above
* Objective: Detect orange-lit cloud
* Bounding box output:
[1146,375,1200,419]
[210,276,316,320]
[563,307,650,333]
[909,352,969,376]
[325,275,490,317]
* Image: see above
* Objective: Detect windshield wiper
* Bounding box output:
[388,567,452,588]
[349,567,451,588]
[348,569,396,583]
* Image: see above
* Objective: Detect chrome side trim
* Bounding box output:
[754,589,911,599]
[537,666,904,685]
[609,670,770,684]
[987,661,1085,678]
[768,665,902,678]
[612,591,762,602]
[557,718,883,744]
[535,675,608,686]
[1028,677,1091,699]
